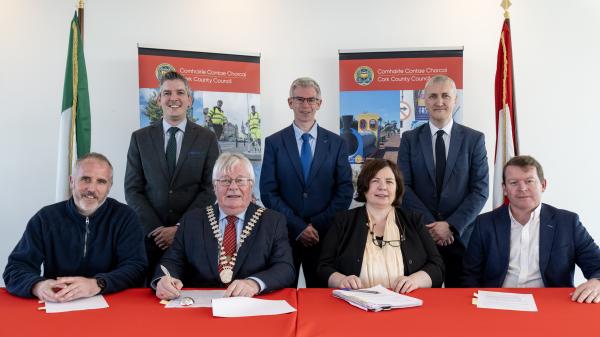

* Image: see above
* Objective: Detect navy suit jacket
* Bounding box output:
[397,122,488,243]
[463,204,600,287]
[154,203,295,291]
[260,125,353,239]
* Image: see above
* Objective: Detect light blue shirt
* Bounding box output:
[217,207,266,292]
[292,121,317,156]
[162,119,187,163]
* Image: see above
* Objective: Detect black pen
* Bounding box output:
[341,288,379,294]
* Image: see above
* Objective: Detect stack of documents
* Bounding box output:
[472,290,537,312]
[332,284,422,312]
[43,295,109,313]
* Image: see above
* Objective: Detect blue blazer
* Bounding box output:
[155,203,295,291]
[397,122,488,243]
[260,125,353,239]
[463,204,600,287]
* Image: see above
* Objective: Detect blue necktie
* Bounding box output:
[300,133,312,182]
[435,130,446,197]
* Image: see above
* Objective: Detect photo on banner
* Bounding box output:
[338,48,463,190]
[138,47,263,200]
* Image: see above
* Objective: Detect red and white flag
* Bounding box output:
[493,18,519,208]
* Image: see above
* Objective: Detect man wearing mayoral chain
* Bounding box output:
[154,152,294,298]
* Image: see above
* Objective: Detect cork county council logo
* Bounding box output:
[155,63,176,80]
[354,66,374,86]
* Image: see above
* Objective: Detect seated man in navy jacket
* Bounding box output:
[154,152,294,298]
[3,153,147,302]
[463,155,600,303]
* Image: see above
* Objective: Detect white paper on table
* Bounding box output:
[44,295,109,313]
[476,290,538,312]
[212,297,296,317]
[165,290,226,308]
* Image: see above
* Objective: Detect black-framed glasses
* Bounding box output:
[370,231,402,248]
[214,177,253,187]
[291,96,321,105]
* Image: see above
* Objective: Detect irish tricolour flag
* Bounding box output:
[55,12,91,201]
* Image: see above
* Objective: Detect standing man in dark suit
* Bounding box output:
[125,71,219,282]
[463,155,600,303]
[398,75,488,287]
[260,77,353,287]
[154,152,294,298]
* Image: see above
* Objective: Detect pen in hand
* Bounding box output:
[160,264,180,297]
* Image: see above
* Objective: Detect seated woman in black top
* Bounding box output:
[317,159,444,293]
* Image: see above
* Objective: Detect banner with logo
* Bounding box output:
[138,47,263,199]
[339,48,463,184]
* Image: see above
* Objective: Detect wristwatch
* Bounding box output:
[95,277,107,294]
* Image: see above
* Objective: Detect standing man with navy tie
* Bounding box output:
[125,71,219,283]
[260,77,353,287]
[397,75,489,287]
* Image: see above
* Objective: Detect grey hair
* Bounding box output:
[289,77,321,98]
[74,152,114,183]
[212,152,255,182]
[159,71,192,98]
[424,75,457,97]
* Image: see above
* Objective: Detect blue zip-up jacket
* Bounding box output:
[3,197,147,298]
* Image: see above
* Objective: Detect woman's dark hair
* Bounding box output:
[355,159,405,207]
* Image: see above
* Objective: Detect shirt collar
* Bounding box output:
[217,206,247,222]
[292,121,318,141]
[162,118,187,134]
[508,203,542,226]
[429,119,453,137]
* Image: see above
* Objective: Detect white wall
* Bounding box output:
[2,0,599,286]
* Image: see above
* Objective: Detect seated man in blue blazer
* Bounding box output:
[260,77,353,287]
[463,155,600,303]
[154,152,294,298]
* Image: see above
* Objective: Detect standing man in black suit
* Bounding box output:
[397,75,488,287]
[125,71,220,282]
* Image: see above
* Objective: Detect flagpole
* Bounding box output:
[78,0,85,41]
[501,0,519,154]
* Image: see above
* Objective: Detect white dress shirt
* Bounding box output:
[502,204,544,288]
[428,119,453,165]
[292,121,317,156]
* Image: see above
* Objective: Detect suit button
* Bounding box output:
[303,192,308,198]
[169,190,173,194]
[357,259,361,263]
[408,259,413,264]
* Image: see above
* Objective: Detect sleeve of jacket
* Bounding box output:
[152,212,191,284]
[411,212,445,287]
[446,132,489,234]
[397,133,436,224]
[260,136,308,239]
[316,211,350,287]
[3,213,46,298]
[184,130,219,214]
[572,215,600,280]
[124,132,165,235]
[310,139,353,233]
[249,212,295,291]
[94,208,147,293]
[462,216,486,287]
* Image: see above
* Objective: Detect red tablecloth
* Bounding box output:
[0,288,297,337]
[297,288,599,337]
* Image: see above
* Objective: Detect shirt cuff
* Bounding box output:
[247,277,266,293]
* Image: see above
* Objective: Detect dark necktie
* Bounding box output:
[166,127,178,177]
[435,130,446,197]
[219,215,237,273]
[300,133,313,182]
